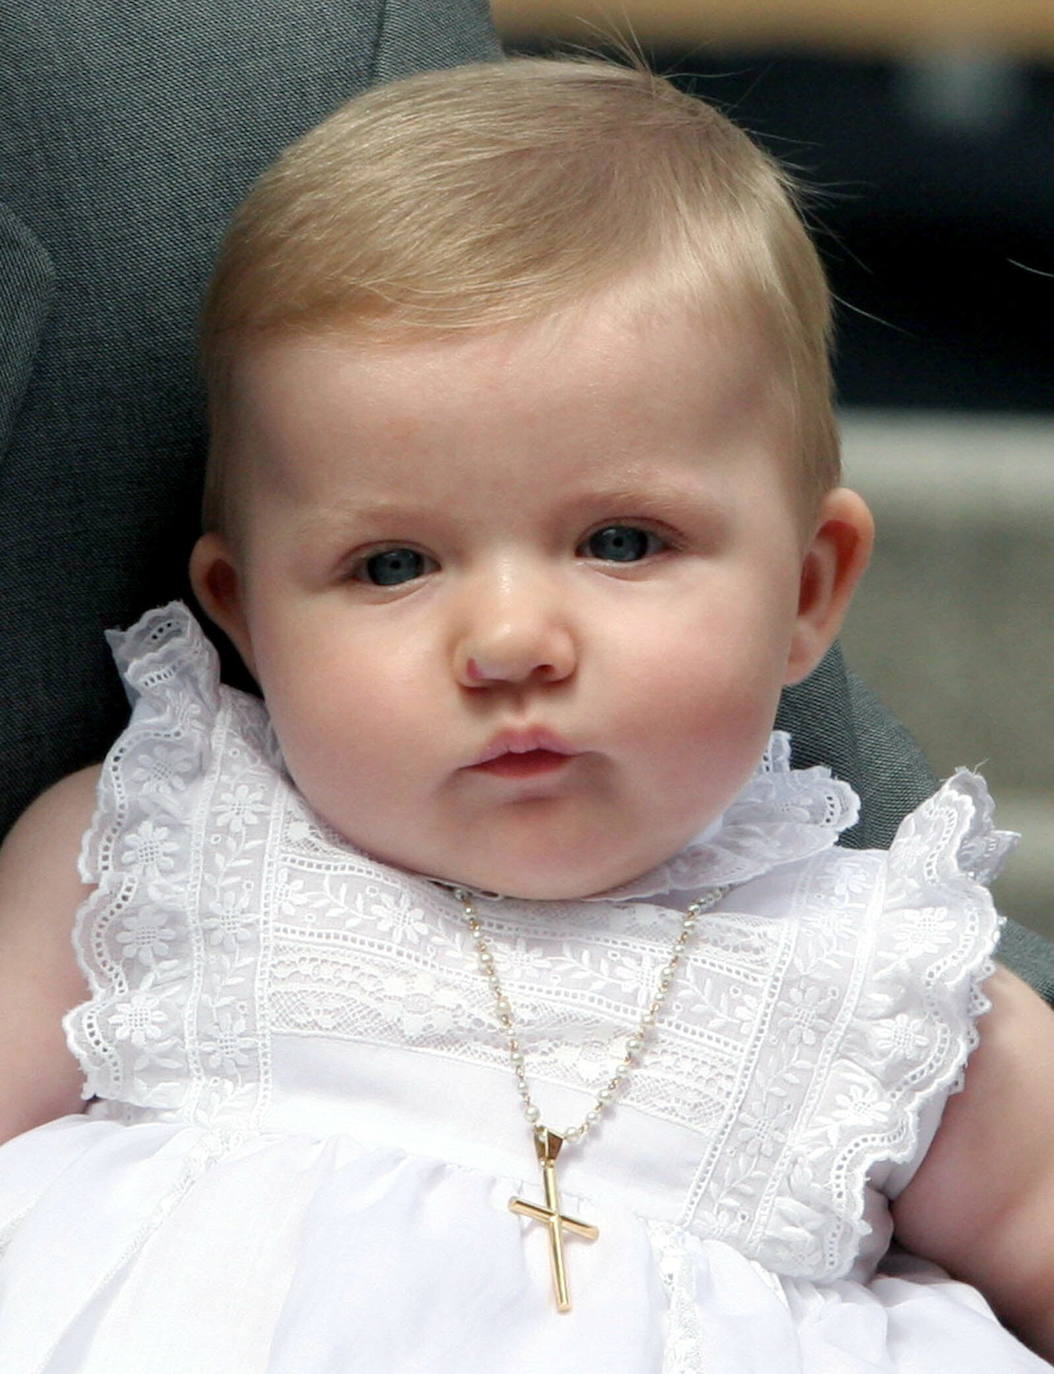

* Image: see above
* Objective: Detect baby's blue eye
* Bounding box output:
[583,525,660,562]
[359,549,431,586]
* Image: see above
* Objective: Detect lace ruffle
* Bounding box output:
[687,769,1014,1279]
[880,768,1015,1090]
[833,772,1014,1260]
[66,603,277,1126]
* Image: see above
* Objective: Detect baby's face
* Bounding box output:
[195,296,864,898]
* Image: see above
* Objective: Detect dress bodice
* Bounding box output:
[66,604,1012,1286]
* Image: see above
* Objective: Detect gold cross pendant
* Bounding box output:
[508,1128,599,1313]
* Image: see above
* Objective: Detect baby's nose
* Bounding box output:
[454,580,577,687]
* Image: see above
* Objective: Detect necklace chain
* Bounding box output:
[454,885,729,1144]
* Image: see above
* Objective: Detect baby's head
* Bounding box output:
[191,57,873,900]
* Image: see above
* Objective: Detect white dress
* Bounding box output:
[0,603,1046,1373]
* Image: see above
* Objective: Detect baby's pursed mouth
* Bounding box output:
[467,749,573,779]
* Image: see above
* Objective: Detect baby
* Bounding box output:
[0,57,1052,1372]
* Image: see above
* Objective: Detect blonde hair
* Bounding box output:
[201,57,839,530]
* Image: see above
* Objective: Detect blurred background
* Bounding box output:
[491,1,1053,936]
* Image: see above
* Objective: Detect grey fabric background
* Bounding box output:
[1,0,1048,996]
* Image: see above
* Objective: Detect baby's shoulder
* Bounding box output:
[0,765,101,895]
[0,765,98,966]
[0,763,100,965]
[0,766,99,1141]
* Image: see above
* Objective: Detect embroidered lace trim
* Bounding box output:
[69,606,279,1129]
[679,772,1012,1277]
[64,602,1012,1280]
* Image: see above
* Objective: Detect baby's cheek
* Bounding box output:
[636,664,779,794]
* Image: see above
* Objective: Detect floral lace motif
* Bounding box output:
[70,607,279,1130]
[65,602,1012,1282]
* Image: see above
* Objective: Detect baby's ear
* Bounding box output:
[189,532,258,679]
[784,487,874,686]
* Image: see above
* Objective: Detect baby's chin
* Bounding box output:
[328,808,702,903]
[412,852,663,903]
[309,809,641,900]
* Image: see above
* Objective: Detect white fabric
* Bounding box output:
[0,602,1045,1372]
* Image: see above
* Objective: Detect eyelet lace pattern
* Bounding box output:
[65,602,1013,1285]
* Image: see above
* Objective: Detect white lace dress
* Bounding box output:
[0,604,1046,1373]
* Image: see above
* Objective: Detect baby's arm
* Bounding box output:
[0,767,98,1145]
[893,965,1054,1358]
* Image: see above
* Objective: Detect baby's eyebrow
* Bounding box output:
[566,480,726,519]
[292,498,442,540]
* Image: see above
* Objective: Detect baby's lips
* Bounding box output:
[468,726,577,767]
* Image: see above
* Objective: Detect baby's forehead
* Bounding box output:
[227,293,781,446]
[228,280,779,397]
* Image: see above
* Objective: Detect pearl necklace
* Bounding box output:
[454,883,729,1312]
